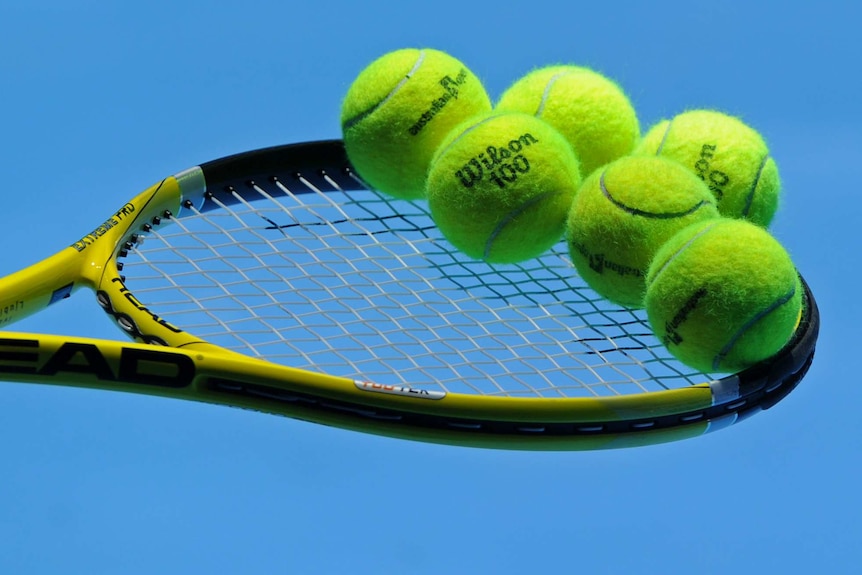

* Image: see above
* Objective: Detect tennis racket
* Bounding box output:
[0,140,819,450]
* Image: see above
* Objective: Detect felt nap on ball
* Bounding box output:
[426,111,581,263]
[496,65,640,178]
[341,48,492,199]
[635,109,781,227]
[644,218,802,374]
[566,155,719,307]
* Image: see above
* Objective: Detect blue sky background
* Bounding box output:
[0,1,858,573]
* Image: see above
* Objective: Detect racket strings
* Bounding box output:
[121,176,706,398]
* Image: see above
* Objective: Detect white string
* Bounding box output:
[123,179,705,398]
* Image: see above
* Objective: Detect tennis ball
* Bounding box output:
[427,112,581,263]
[645,218,802,373]
[566,156,720,307]
[635,109,780,227]
[495,65,640,178]
[341,48,492,199]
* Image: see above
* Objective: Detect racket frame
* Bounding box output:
[0,141,820,450]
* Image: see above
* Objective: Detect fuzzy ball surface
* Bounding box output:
[645,218,802,373]
[567,155,720,307]
[341,48,492,199]
[635,109,780,227]
[427,112,581,263]
[496,65,640,178]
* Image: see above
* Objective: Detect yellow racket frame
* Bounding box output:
[0,141,818,450]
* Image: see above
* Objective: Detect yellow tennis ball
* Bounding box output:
[635,109,781,227]
[645,218,802,373]
[495,65,640,178]
[427,112,581,263]
[341,48,492,200]
[566,156,720,307]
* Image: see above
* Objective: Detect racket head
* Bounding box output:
[0,140,820,450]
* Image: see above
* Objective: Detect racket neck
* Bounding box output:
[0,248,91,327]
[0,177,186,331]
